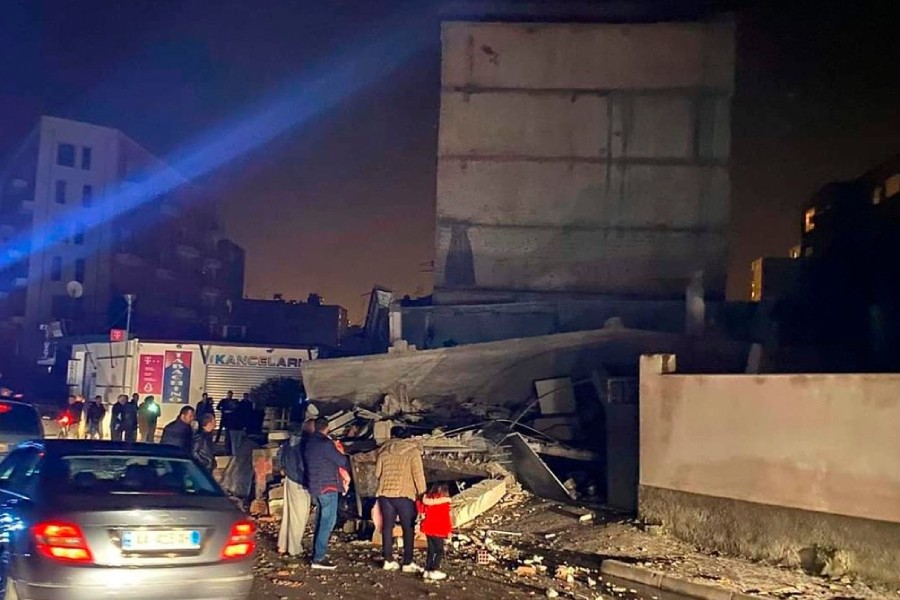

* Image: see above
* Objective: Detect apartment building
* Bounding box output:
[0,116,245,360]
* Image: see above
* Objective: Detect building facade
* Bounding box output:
[0,116,245,361]
[434,19,734,305]
[224,295,349,349]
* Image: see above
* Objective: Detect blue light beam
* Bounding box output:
[1,8,433,271]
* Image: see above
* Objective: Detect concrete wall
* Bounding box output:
[435,20,734,304]
[397,298,756,349]
[639,354,900,584]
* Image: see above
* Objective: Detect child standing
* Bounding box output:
[418,483,453,581]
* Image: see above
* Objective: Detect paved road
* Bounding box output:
[248,530,691,600]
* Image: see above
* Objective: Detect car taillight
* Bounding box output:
[221,520,256,560]
[33,522,93,563]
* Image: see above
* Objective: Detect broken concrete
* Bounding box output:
[500,433,572,503]
[301,327,749,410]
[452,478,509,528]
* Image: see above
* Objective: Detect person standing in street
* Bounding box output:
[86,396,106,440]
[303,417,348,570]
[110,395,128,441]
[192,413,217,472]
[137,395,160,442]
[375,428,427,573]
[196,393,215,424]
[67,395,86,439]
[231,392,254,451]
[277,420,313,558]
[216,390,237,452]
[122,394,139,442]
[160,406,196,453]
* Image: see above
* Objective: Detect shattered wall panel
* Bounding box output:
[501,433,571,503]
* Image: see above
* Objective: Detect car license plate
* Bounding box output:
[121,529,201,551]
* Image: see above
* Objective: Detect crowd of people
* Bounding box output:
[60,392,454,578]
[59,390,258,474]
[278,420,453,581]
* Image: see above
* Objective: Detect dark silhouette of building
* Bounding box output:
[222,294,348,349]
[766,156,900,371]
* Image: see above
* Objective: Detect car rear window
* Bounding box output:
[0,403,42,436]
[45,454,222,497]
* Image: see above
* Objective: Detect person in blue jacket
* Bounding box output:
[302,417,349,570]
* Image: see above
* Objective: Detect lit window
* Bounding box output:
[51,257,62,281]
[75,259,86,283]
[55,180,66,204]
[885,174,900,198]
[82,184,93,206]
[81,147,92,170]
[57,143,75,167]
[873,186,883,205]
[804,208,816,233]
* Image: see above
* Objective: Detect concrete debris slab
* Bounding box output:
[535,378,577,415]
[301,328,750,408]
[501,433,572,503]
[325,409,357,437]
[452,478,508,529]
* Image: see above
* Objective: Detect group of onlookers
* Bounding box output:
[62,390,255,447]
[63,393,160,442]
[278,421,453,580]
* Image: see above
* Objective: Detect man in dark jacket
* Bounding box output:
[160,406,195,453]
[110,395,128,441]
[192,413,217,472]
[216,391,237,451]
[277,420,313,557]
[86,396,106,440]
[125,394,140,442]
[303,417,348,570]
[196,393,215,423]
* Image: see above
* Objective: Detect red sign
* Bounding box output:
[163,350,192,405]
[109,329,126,342]
[137,354,164,395]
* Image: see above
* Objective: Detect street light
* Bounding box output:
[122,294,136,395]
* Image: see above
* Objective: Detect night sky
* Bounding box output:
[2,1,900,322]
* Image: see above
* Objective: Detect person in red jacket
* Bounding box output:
[418,483,453,581]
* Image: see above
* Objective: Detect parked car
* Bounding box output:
[0,440,255,600]
[33,404,63,439]
[0,400,43,458]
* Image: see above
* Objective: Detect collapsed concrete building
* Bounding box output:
[301,11,742,512]
[433,18,734,306]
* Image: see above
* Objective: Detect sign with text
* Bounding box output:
[109,329,126,342]
[162,351,192,405]
[137,354,164,395]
